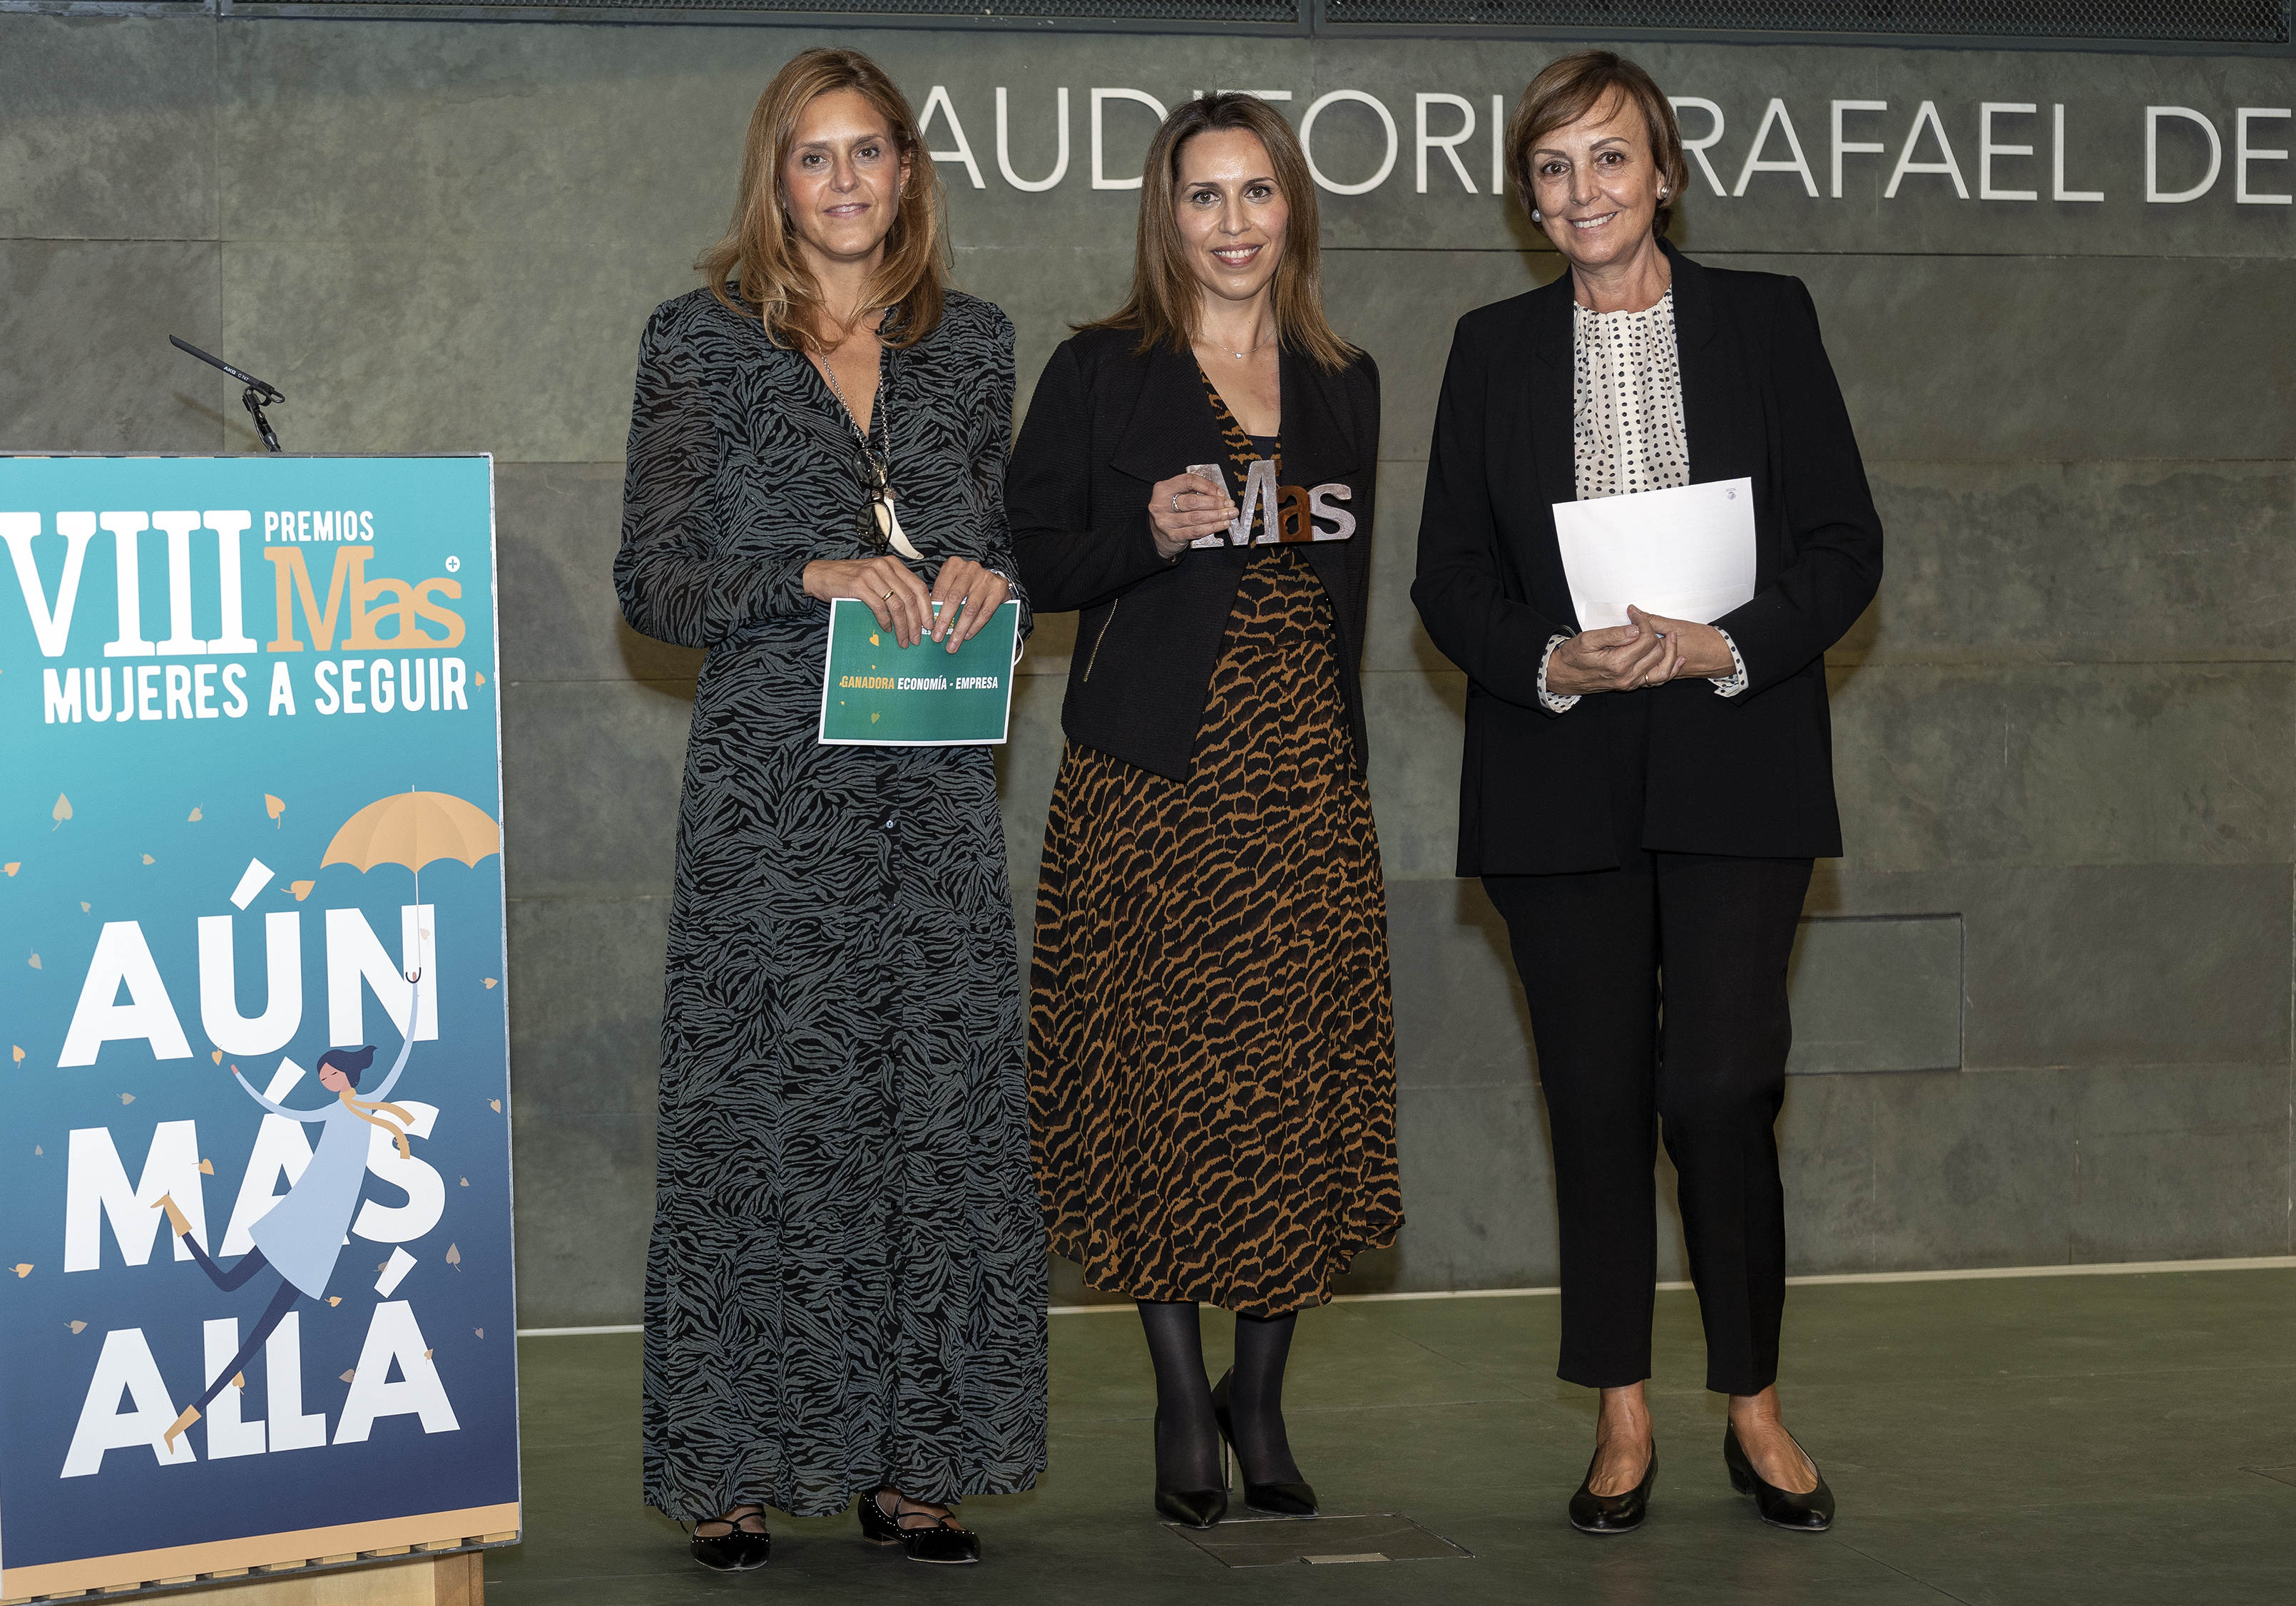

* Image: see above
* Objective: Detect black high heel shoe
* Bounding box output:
[857,1488,982,1564]
[688,1507,770,1571]
[1155,1485,1228,1529]
[1568,1442,1656,1534]
[1210,1369,1318,1518]
[1150,1403,1228,1528]
[1723,1423,1835,1532]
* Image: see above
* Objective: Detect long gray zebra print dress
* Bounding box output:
[615,287,1046,1522]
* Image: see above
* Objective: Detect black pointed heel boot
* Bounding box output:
[1210,1369,1318,1518]
[1155,1485,1228,1528]
[1568,1443,1656,1533]
[1723,1423,1835,1532]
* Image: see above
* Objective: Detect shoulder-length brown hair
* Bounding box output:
[1082,93,1357,373]
[698,47,949,351]
[1506,51,1691,238]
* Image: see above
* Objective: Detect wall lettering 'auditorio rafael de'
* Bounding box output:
[910,81,2290,208]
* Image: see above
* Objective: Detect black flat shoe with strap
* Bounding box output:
[688,1506,770,1571]
[1569,1443,1656,1534]
[858,1488,982,1564]
[1724,1423,1835,1532]
[1208,1369,1318,1518]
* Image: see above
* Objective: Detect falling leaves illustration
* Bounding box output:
[459,1177,469,1187]
[187,807,203,823]
[444,1244,461,1267]
[340,1369,356,1383]
[424,1349,434,1359]
[3,861,17,876]
[232,1373,245,1390]
[265,794,287,826]
[474,672,486,686]
[327,1296,341,1306]
[290,880,315,901]
[12,1264,30,1278]
[118,1093,134,1105]
[198,1158,214,1175]
[32,1144,41,1155]
[869,633,882,648]
[51,794,71,829]
[474,1328,484,1338]
[871,712,882,724]
[11,1046,22,1063]
[141,854,154,866]
[79,901,89,912]
[26,953,39,969]
[489,1099,501,1113]
[212,1050,223,1064]
[68,1320,86,1334]
[483,978,498,989]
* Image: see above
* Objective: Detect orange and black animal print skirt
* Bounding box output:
[1029,546,1402,1319]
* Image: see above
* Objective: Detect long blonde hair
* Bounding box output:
[698,47,949,351]
[1081,93,1357,373]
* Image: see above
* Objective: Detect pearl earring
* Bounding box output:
[1531,208,1542,221]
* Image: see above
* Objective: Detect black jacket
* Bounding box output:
[1007,326,1381,781]
[1411,243,1883,876]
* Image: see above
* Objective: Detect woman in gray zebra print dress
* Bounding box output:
[613,48,1044,1570]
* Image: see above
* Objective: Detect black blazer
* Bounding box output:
[1411,243,1883,876]
[1008,326,1381,780]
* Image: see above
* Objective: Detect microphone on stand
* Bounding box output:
[169,335,285,454]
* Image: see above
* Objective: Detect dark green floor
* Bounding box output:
[488,1269,2296,1605]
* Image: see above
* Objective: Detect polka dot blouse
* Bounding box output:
[1538,288,1748,712]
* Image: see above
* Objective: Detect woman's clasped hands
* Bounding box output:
[1544,604,1735,697]
[1146,471,1238,560]
[803,555,1012,652]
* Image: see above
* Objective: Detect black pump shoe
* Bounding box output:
[1723,1423,1835,1532]
[858,1488,982,1564]
[1569,1442,1657,1533]
[1210,1369,1319,1518]
[1154,1485,1228,1528]
[688,1508,770,1571]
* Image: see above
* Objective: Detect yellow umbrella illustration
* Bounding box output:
[321,792,501,980]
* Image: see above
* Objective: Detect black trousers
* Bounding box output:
[1485,849,1810,1395]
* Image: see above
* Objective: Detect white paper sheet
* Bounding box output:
[1551,476,1757,632]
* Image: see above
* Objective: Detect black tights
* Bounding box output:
[1137,1301,1301,1490]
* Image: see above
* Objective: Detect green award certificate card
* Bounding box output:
[817,595,1021,745]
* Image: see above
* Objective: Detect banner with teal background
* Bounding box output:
[0,456,518,1597]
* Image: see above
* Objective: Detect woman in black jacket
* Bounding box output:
[1008,92,1398,1530]
[1412,53,1882,1536]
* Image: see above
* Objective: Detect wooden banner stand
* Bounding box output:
[140,1551,481,1605]
[0,1547,488,1606]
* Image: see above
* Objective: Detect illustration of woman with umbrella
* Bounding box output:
[152,787,494,1453]
[156,973,424,1453]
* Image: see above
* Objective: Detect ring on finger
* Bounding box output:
[1170,493,1180,513]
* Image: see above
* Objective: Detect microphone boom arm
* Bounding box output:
[169,335,285,454]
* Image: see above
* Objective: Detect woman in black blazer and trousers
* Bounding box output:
[1010,93,1399,1530]
[1412,53,1881,1535]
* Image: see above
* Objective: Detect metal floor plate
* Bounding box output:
[1165,1513,1473,1568]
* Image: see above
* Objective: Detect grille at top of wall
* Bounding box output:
[1321,0,2287,42]
[221,0,1302,14]
[141,0,2295,42]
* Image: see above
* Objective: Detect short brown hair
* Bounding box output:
[1081,93,1357,374]
[698,48,948,351]
[1506,51,1691,238]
